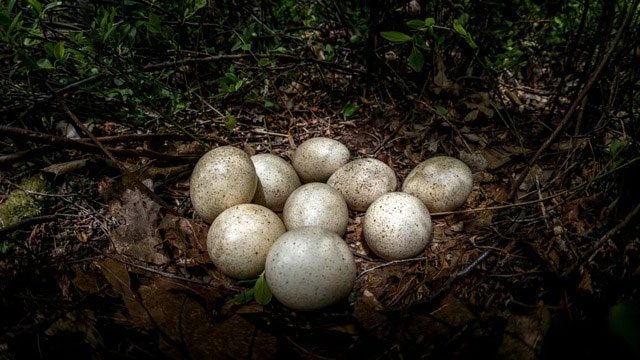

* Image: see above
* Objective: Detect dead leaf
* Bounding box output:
[463,109,479,122]
[108,185,169,265]
[42,159,88,176]
[98,259,151,327]
[434,56,451,90]
[353,290,387,331]
[497,306,550,360]
[480,147,514,170]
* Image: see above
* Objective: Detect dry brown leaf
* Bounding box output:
[497,306,550,360]
[42,159,88,176]
[108,185,169,265]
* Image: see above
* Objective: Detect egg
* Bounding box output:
[265,226,356,310]
[363,192,432,260]
[327,158,397,211]
[190,146,257,223]
[291,137,350,183]
[283,183,349,236]
[402,156,473,212]
[251,154,301,212]
[207,204,286,279]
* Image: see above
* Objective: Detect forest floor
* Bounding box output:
[2,47,640,359]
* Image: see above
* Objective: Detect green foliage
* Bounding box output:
[0,175,48,229]
[342,103,360,119]
[609,303,640,355]
[234,272,272,305]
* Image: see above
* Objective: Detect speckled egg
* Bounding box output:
[251,154,301,212]
[402,156,473,212]
[363,192,432,260]
[265,226,357,310]
[283,183,349,236]
[207,204,286,279]
[190,146,257,223]
[291,137,350,183]
[327,158,397,211]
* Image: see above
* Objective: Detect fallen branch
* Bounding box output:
[0,214,65,235]
[0,125,199,162]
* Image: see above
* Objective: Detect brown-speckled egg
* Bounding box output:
[402,156,473,212]
[291,137,350,183]
[251,154,301,212]
[265,226,356,310]
[282,183,349,236]
[363,192,432,260]
[207,204,286,279]
[190,146,257,223]
[327,158,397,211]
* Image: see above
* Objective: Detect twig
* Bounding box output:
[430,191,567,216]
[142,53,367,75]
[358,256,428,279]
[0,146,55,166]
[0,214,76,235]
[0,125,198,162]
[562,200,640,278]
[509,0,639,199]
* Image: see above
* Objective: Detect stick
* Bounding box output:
[0,125,198,162]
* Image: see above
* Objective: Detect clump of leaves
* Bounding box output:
[234,271,272,305]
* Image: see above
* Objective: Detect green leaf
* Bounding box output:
[453,22,467,36]
[406,19,425,30]
[425,17,435,27]
[609,303,640,353]
[234,288,255,304]
[435,105,448,116]
[609,139,625,157]
[342,103,360,119]
[408,46,424,72]
[453,22,478,49]
[254,273,272,305]
[225,112,237,130]
[27,0,43,15]
[36,58,53,69]
[380,31,412,43]
[53,41,65,60]
[147,12,161,34]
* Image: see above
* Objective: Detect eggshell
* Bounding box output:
[190,146,257,223]
[282,183,349,236]
[363,192,432,260]
[402,156,473,212]
[265,226,356,310]
[207,204,286,279]
[327,158,397,211]
[291,137,350,183]
[251,154,301,212]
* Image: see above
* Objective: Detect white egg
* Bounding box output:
[291,137,350,183]
[363,192,432,260]
[327,158,397,211]
[402,156,473,212]
[283,183,349,236]
[265,226,357,310]
[190,146,257,223]
[251,154,301,212]
[207,204,286,279]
